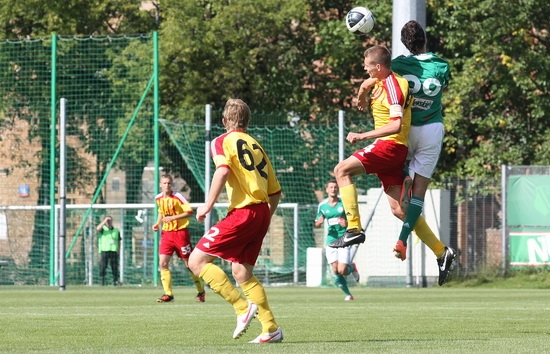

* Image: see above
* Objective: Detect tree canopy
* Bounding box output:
[429,0,550,182]
[0,0,548,187]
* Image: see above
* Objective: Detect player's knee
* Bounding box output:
[391,205,405,220]
[333,265,346,275]
[187,257,200,276]
[333,163,347,179]
[187,262,201,277]
[398,208,407,219]
[394,211,406,220]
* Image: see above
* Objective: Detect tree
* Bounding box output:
[155,0,394,202]
[158,1,395,115]
[2,0,549,231]
[0,0,156,269]
[0,0,155,37]
[160,0,311,113]
[429,0,550,184]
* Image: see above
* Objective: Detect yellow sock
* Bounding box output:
[188,268,204,293]
[240,276,278,333]
[199,263,248,314]
[339,184,361,230]
[413,216,446,258]
[160,268,173,296]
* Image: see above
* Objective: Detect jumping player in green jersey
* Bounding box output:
[391,20,456,285]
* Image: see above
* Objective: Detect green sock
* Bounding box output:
[346,264,355,276]
[334,274,351,296]
[398,197,424,244]
[402,164,410,179]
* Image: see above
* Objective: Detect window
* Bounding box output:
[112,178,120,191]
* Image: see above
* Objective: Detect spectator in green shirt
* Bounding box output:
[96,216,121,286]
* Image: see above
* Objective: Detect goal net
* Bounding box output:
[0,202,305,286]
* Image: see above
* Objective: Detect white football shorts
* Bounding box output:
[325,246,351,265]
[407,122,444,179]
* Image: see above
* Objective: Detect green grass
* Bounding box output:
[1,285,549,353]
[451,268,550,289]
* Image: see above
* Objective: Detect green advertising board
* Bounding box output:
[507,175,550,266]
[509,231,550,265]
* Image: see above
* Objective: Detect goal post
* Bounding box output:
[44,202,302,286]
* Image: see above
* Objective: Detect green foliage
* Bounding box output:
[1,0,550,193]
[451,266,550,289]
[0,0,156,37]
[159,0,396,116]
[160,0,311,112]
[429,0,550,184]
[0,1,157,270]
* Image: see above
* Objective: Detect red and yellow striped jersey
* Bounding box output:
[211,130,281,211]
[154,192,192,231]
[370,72,412,146]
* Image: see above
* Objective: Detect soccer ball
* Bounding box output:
[345,6,375,34]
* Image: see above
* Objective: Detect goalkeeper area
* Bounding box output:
[1,286,548,352]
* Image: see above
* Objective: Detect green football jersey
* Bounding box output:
[315,199,346,245]
[391,52,450,126]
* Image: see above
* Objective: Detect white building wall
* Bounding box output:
[352,188,450,286]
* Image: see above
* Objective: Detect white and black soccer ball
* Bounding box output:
[346,6,375,34]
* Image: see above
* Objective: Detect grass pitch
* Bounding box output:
[1,285,548,353]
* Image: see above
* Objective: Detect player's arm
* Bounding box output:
[263,151,282,219]
[162,211,192,223]
[338,216,348,228]
[314,217,325,228]
[314,209,325,228]
[162,205,193,223]
[173,209,193,219]
[196,166,229,222]
[357,77,377,111]
[268,191,281,219]
[346,116,402,144]
[152,207,163,231]
[348,85,405,144]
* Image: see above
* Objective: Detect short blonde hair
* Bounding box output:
[160,174,173,182]
[364,45,392,68]
[223,98,251,130]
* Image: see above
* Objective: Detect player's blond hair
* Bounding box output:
[222,98,251,131]
[364,45,392,68]
[160,174,173,182]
